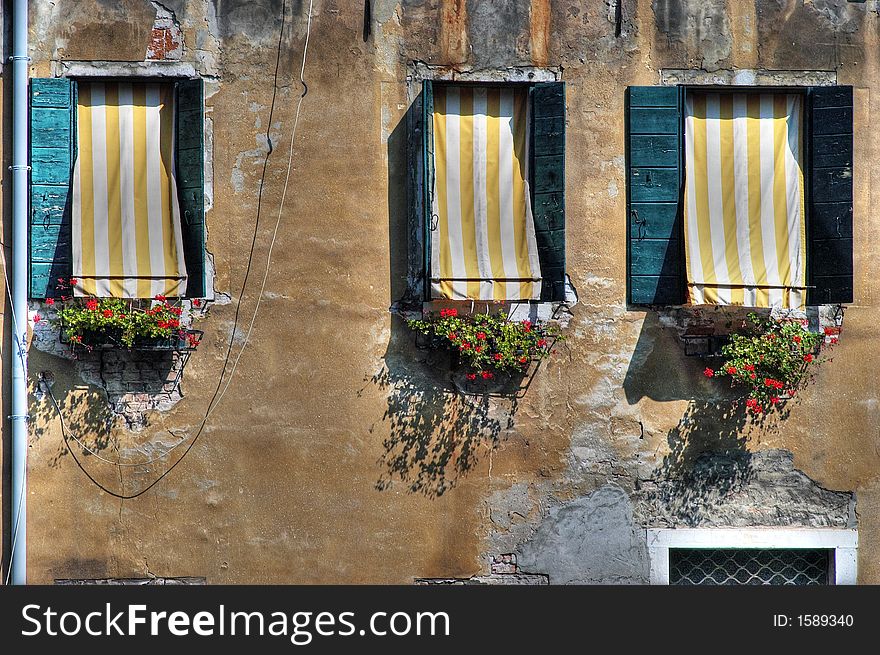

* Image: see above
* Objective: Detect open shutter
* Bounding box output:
[30,78,75,299]
[175,78,206,298]
[421,80,434,301]
[530,82,566,301]
[626,86,685,305]
[807,86,853,305]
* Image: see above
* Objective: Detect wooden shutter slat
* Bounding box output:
[421,80,433,301]
[808,86,854,305]
[530,82,566,301]
[175,78,206,298]
[29,78,75,299]
[627,86,685,305]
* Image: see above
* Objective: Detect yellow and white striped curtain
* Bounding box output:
[72,82,188,298]
[430,86,542,300]
[684,92,806,309]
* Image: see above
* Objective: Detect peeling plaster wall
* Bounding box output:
[2,0,880,584]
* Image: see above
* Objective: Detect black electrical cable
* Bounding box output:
[59,0,299,499]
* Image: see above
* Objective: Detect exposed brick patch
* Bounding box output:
[490,553,518,574]
[146,3,183,61]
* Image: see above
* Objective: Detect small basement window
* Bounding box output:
[647,528,858,585]
[670,548,830,585]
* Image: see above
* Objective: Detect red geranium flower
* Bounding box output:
[192,299,202,308]
[494,353,503,361]
[726,366,736,374]
[86,299,98,311]
[154,294,167,301]
[746,398,757,408]
[103,309,113,318]
[793,335,802,343]
[744,364,755,372]
[476,332,487,340]
[750,373,756,380]
[68,278,78,286]
[481,371,494,380]
[475,346,483,353]
[703,368,714,378]
[519,356,528,364]
[45,298,55,305]
[460,342,471,351]
[448,332,458,341]
[537,338,548,348]
[33,313,42,323]
[770,397,780,405]
[466,373,477,381]
[522,320,532,332]
[803,354,814,363]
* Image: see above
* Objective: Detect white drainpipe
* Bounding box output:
[9,0,30,585]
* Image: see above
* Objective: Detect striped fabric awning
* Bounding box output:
[684,91,806,309]
[430,85,542,301]
[72,81,188,298]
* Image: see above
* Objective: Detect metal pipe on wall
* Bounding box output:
[9,0,29,585]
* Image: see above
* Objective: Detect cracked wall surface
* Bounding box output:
[1,0,879,584]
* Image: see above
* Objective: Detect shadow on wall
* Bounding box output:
[29,370,117,470]
[624,312,797,523]
[622,311,707,404]
[366,317,516,499]
[363,97,517,498]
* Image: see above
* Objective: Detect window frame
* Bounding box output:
[419,79,566,305]
[646,527,858,585]
[626,83,853,308]
[28,74,207,299]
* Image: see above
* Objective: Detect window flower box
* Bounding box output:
[51,279,203,352]
[703,312,832,416]
[408,308,562,395]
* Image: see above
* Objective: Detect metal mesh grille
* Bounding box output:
[670,549,830,585]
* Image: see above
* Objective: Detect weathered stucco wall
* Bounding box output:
[3,0,880,584]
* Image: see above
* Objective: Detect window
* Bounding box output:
[626,85,853,307]
[647,528,858,585]
[420,81,566,302]
[29,77,206,299]
[670,548,830,585]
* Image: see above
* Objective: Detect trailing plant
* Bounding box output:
[50,277,202,349]
[704,312,830,415]
[407,308,561,379]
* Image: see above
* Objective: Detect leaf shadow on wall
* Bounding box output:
[372,94,518,498]
[29,372,117,470]
[364,316,517,499]
[623,313,793,522]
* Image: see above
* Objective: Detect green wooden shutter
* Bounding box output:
[530,82,566,301]
[421,80,434,301]
[30,78,75,299]
[626,86,685,305]
[807,86,853,305]
[175,78,206,298]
